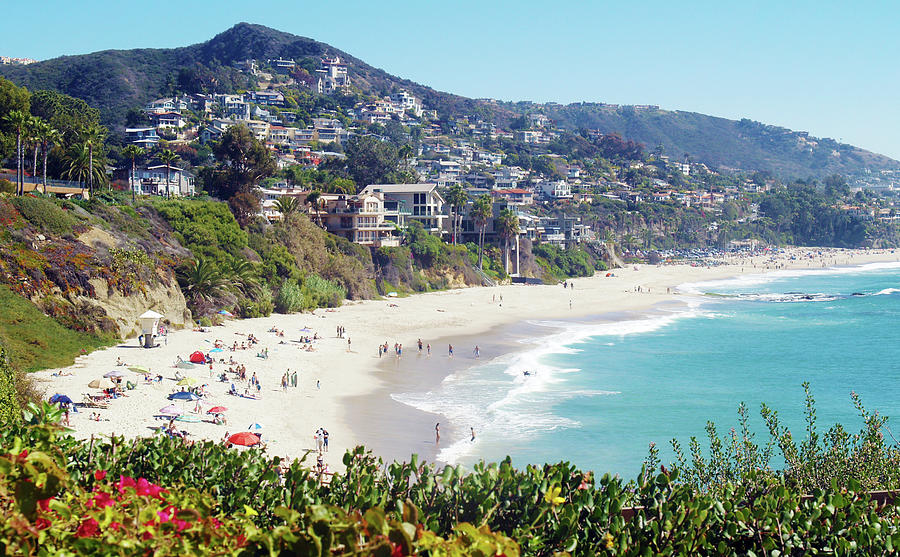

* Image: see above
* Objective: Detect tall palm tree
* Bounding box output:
[158,149,180,198]
[304,190,323,225]
[40,126,61,194]
[223,258,261,298]
[497,207,520,275]
[3,110,29,195]
[121,145,145,203]
[80,124,106,196]
[28,116,45,188]
[445,183,469,245]
[472,194,493,269]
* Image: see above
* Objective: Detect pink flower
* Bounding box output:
[117,476,136,493]
[157,509,171,523]
[109,522,122,532]
[173,519,190,532]
[34,518,51,530]
[135,477,165,499]
[91,492,115,509]
[76,518,100,538]
[94,470,107,481]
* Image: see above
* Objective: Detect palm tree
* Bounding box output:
[304,190,323,225]
[3,110,29,195]
[40,126,61,194]
[497,207,520,275]
[177,256,226,303]
[158,149,180,199]
[28,116,44,188]
[445,183,469,245]
[223,259,261,298]
[63,143,91,192]
[80,124,106,196]
[274,196,300,218]
[121,145,145,203]
[472,194,493,269]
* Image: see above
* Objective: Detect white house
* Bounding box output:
[359,183,447,235]
[316,56,351,94]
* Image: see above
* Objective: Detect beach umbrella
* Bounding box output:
[228,432,261,446]
[103,370,127,378]
[50,394,73,405]
[88,378,114,389]
[177,377,198,386]
[168,391,200,401]
[189,351,206,364]
[218,310,235,317]
[129,366,150,374]
[159,405,182,416]
[248,423,263,431]
[207,406,228,414]
[209,348,223,353]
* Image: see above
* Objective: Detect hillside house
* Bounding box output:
[389,90,423,117]
[125,127,159,147]
[359,183,446,235]
[319,192,403,247]
[491,188,534,205]
[248,90,285,106]
[538,180,572,199]
[133,165,195,197]
[149,112,186,129]
[316,56,351,94]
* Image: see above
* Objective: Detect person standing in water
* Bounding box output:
[435,423,440,444]
[448,344,454,358]
[473,345,480,358]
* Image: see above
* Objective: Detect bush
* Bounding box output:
[274,280,303,313]
[0,179,14,194]
[302,274,345,308]
[10,196,80,236]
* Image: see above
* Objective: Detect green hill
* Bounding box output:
[1,22,896,177]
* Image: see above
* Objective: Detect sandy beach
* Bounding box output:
[32,247,900,471]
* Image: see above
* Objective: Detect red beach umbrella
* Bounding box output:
[207,406,228,414]
[228,432,261,446]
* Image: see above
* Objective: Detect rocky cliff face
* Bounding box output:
[79,276,191,339]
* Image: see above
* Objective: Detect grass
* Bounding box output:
[0,286,116,373]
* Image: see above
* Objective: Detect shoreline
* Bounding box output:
[34,248,900,471]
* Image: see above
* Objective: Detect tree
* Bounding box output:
[0,77,30,168]
[472,194,493,269]
[497,208,520,275]
[445,183,469,245]
[345,135,398,189]
[79,124,106,196]
[274,196,300,218]
[228,190,261,228]
[158,149,180,199]
[177,256,226,303]
[39,125,61,194]
[27,116,44,187]
[208,125,275,199]
[303,191,323,225]
[121,145,145,202]
[3,110,29,195]
[63,143,105,191]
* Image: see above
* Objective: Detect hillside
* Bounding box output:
[532,103,899,177]
[1,22,896,177]
[0,23,498,129]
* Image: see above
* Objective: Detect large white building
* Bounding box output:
[316,56,351,94]
[359,183,447,235]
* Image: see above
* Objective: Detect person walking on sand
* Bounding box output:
[347,337,351,352]
[470,427,476,442]
[323,429,329,452]
[448,344,454,358]
[473,345,480,358]
[435,422,440,444]
[427,343,431,357]
[316,379,321,390]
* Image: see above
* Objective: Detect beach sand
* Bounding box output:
[33,248,900,471]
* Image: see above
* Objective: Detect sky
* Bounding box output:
[4,0,900,159]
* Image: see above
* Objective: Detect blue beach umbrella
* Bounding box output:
[50,394,73,405]
[209,348,224,353]
[248,423,263,430]
[168,391,200,401]
[218,310,235,317]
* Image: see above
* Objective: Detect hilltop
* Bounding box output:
[1,23,897,177]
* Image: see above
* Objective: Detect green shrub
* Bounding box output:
[274,280,303,313]
[0,179,14,194]
[10,196,80,236]
[0,347,19,424]
[302,273,345,308]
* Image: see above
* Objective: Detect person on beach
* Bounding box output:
[316,379,321,390]
[473,345,480,358]
[418,339,423,353]
[470,427,476,442]
[435,422,440,444]
[427,344,431,356]
[378,344,383,358]
[448,344,453,358]
[397,344,402,358]
[347,337,351,352]
[323,429,329,451]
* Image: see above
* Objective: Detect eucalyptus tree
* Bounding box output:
[158,149,180,198]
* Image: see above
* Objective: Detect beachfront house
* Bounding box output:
[359,183,447,236]
[319,192,403,246]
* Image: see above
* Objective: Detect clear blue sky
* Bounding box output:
[4,0,899,159]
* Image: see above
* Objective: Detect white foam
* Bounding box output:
[875,287,900,296]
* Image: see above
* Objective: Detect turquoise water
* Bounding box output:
[393,262,900,479]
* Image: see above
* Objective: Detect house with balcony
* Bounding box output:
[319,192,403,246]
[359,183,446,236]
[492,188,534,206]
[316,56,351,94]
[389,90,423,117]
[538,179,572,199]
[149,112,186,129]
[249,90,285,106]
[133,165,195,197]
[125,127,159,147]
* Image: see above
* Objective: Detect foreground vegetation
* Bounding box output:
[3,386,900,555]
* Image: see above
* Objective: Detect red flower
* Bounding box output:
[157,509,171,523]
[91,492,115,509]
[94,470,107,481]
[37,498,53,512]
[117,476,136,493]
[391,542,405,557]
[18,449,28,459]
[210,517,222,529]
[76,518,100,538]
[136,477,165,499]
[173,519,190,532]
[109,522,122,532]
[34,518,51,530]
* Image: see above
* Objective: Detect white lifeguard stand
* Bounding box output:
[138,310,163,348]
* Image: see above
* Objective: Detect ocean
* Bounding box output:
[392,262,900,479]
